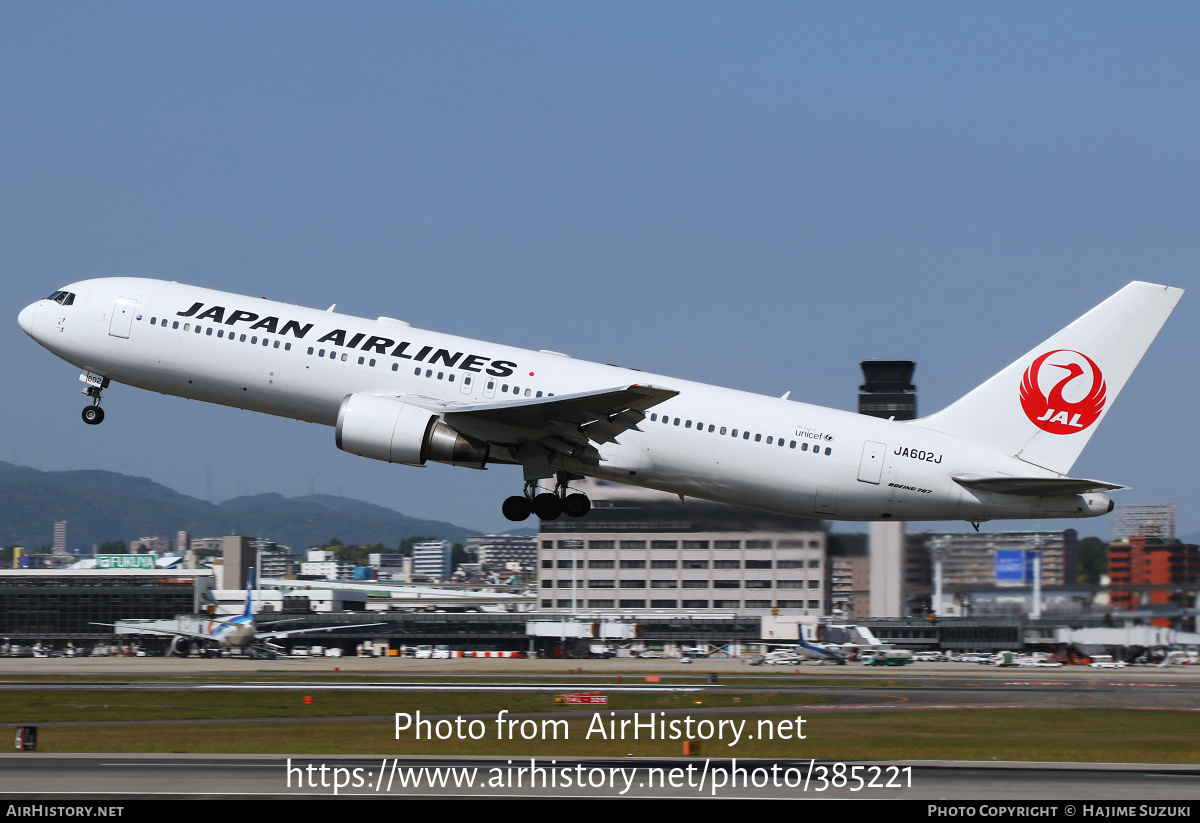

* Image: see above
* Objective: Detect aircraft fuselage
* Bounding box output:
[18,277,1130,523]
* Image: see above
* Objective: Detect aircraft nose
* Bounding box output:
[17,302,37,337]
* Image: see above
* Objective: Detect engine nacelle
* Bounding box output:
[335,392,488,469]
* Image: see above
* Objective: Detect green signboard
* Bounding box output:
[96,554,157,570]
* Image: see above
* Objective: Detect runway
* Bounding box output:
[1,658,1197,800]
[2,754,1199,800]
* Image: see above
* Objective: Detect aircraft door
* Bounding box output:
[460,372,474,395]
[483,378,496,399]
[856,441,885,484]
[108,298,138,338]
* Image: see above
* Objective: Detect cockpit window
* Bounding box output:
[46,291,75,306]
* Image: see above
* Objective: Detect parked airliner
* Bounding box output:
[18,279,1182,524]
[94,570,381,655]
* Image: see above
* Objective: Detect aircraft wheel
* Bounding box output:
[532,492,562,520]
[82,406,105,425]
[563,493,591,518]
[501,495,531,522]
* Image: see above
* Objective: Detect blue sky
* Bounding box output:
[3,3,1196,539]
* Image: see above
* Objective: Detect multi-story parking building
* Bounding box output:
[538,479,827,615]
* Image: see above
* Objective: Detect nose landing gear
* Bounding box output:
[502,476,592,522]
[80,374,109,426]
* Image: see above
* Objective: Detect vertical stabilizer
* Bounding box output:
[242,568,256,619]
[913,282,1183,474]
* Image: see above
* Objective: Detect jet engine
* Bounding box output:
[335,392,488,469]
[168,636,193,658]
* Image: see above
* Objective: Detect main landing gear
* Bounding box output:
[502,476,592,522]
[81,376,109,426]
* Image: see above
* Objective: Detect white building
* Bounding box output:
[412,540,452,581]
[467,535,538,576]
[538,479,827,615]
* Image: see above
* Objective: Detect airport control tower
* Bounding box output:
[858,360,916,421]
[859,361,916,617]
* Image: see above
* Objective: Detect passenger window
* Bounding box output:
[789,440,796,448]
[766,436,772,444]
[195,326,201,333]
[172,321,179,329]
[512,385,519,394]
[251,336,257,344]
[674,418,680,426]
[720,427,726,435]
[535,390,542,397]
[464,376,472,385]
[743,431,750,440]
[357,356,365,365]
[708,424,715,432]
[825,447,832,455]
[341,353,347,361]
[285,343,291,351]
[206,328,212,336]
[151,317,157,324]
[218,330,224,338]
[424,368,431,376]
[240,334,247,342]
[685,420,692,428]
[184,324,190,331]
[755,434,761,442]
[437,372,444,380]
[318,348,324,356]
[274,340,280,349]
[329,351,336,359]
[392,363,398,371]
[651,413,657,422]
[802,442,808,451]
[414,368,421,375]
[447,373,453,381]
[369,358,375,366]
[502,384,509,392]
[731,429,738,437]
[524,388,531,396]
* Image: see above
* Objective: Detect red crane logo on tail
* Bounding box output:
[1020,349,1106,434]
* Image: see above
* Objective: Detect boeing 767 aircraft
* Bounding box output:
[18,279,1182,525]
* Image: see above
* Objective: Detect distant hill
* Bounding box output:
[0,462,479,551]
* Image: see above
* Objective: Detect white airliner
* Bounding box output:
[96,570,382,656]
[18,278,1182,525]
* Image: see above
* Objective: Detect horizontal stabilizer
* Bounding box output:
[952,475,1125,496]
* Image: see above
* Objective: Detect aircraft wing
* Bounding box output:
[89,622,213,641]
[426,383,679,464]
[256,622,385,641]
[951,476,1126,496]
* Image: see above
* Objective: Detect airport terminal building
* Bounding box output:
[0,569,212,640]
